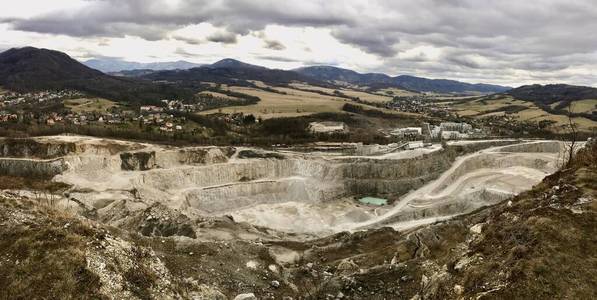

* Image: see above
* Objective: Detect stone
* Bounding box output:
[337,259,359,275]
[453,284,464,295]
[271,280,280,288]
[469,223,483,234]
[390,255,398,265]
[234,293,257,300]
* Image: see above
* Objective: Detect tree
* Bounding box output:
[565,101,579,167]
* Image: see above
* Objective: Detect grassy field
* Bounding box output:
[453,96,597,131]
[376,87,419,97]
[289,82,398,103]
[453,97,533,116]
[565,99,597,113]
[197,91,239,100]
[199,85,347,118]
[64,98,118,113]
[516,108,596,131]
[199,83,418,119]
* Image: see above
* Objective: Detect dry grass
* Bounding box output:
[199,83,418,119]
[454,96,597,131]
[197,91,239,100]
[199,85,347,118]
[376,87,419,97]
[564,99,597,113]
[517,108,596,131]
[340,89,393,103]
[0,197,102,299]
[453,97,533,116]
[289,82,398,103]
[288,82,338,94]
[64,98,118,113]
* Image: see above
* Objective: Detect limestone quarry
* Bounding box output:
[3,135,595,299]
[0,135,564,237]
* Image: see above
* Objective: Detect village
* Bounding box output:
[0,89,245,133]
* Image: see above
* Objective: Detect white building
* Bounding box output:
[390,127,422,138]
[308,121,348,134]
[440,122,473,133]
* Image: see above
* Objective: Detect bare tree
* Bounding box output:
[565,101,579,167]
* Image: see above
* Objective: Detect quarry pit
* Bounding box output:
[0,135,564,237]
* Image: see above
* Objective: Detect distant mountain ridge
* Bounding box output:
[294,65,511,94]
[142,58,323,87]
[83,58,202,73]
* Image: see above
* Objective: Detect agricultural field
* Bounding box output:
[64,98,118,113]
[290,82,400,103]
[516,108,596,131]
[453,96,597,131]
[199,85,346,118]
[339,89,393,103]
[452,97,533,116]
[564,99,597,113]
[199,83,416,119]
[197,91,239,100]
[376,87,420,97]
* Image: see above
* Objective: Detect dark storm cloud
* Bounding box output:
[206,31,237,44]
[256,55,299,62]
[2,0,597,85]
[264,39,285,51]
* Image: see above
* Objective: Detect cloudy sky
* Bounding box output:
[1,0,596,87]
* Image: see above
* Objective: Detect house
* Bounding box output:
[308,121,348,134]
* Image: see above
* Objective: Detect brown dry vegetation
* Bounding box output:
[454,96,597,132]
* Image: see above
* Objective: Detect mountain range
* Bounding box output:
[83,58,202,73]
[82,56,511,94]
[4,47,596,106]
[293,65,511,94]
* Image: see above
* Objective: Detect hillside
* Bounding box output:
[295,65,511,94]
[0,47,194,104]
[507,84,597,114]
[0,47,104,89]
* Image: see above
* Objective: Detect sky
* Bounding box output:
[1,0,596,87]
